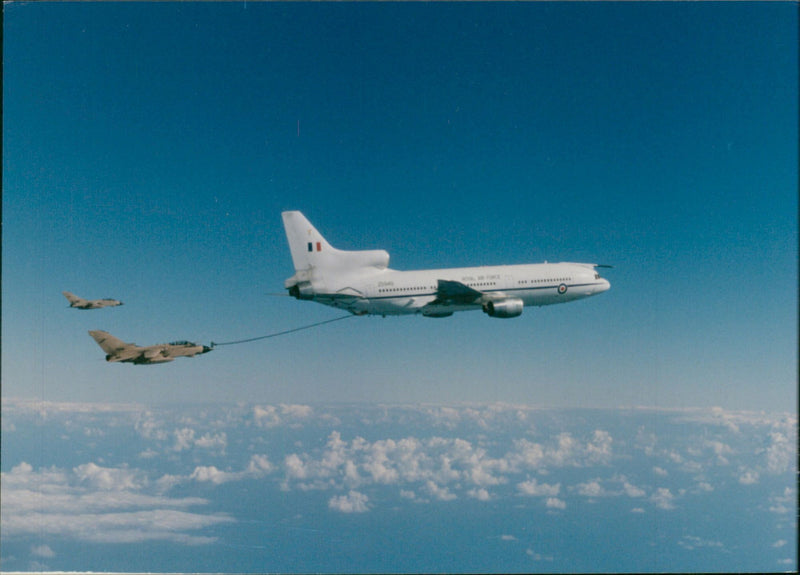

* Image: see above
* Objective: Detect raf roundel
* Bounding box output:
[558,283,568,295]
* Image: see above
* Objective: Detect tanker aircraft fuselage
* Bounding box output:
[282,211,610,319]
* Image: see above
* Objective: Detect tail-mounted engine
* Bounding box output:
[287,281,317,300]
[285,270,325,301]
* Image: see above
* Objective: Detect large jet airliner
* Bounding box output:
[282,211,610,318]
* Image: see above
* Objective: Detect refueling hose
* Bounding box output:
[210,314,353,348]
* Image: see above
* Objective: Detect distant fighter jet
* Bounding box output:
[64,291,123,309]
[282,211,610,318]
[88,330,212,365]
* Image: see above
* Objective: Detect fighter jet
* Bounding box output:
[64,291,123,309]
[88,330,212,365]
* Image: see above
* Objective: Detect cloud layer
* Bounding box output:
[1,400,796,571]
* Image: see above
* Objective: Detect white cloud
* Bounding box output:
[284,453,309,481]
[511,429,615,471]
[253,404,314,429]
[7,399,795,560]
[676,406,792,431]
[328,490,370,513]
[75,462,143,491]
[363,439,401,485]
[138,448,160,459]
[3,398,144,418]
[282,432,515,494]
[173,427,196,451]
[247,454,274,474]
[253,405,281,428]
[424,406,462,429]
[765,431,794,474]
[651,487,675,510]
[191,453,274,485]
[549,433,578,467]
[190,466,236,485]
[738,469,760,485]
[622,479,646,498]
[3,510,232,545]
[425,480,457,501]
[155,474,183,493]
[1,461,234,545]
[169,427,227,453]
[281,403,313,419]
[526,548,554,562]
[135,411,168,441]
[704,440,733,465]
[468,488,491,501]
[768,486,795,514]
[31,544,55,558]
[709,406,741,433]
[194,431,227,451]
[501,534,517,541]
[277,426,624,504]
[517,478,560,497]
[513,439,545,468]
[576,480,605,497]
[586,430,613,464]
[679,535,723,550]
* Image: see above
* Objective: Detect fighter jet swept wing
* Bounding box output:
[64,292,123,309]
[88,330,212,365]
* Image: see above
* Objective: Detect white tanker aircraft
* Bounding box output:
[282,211,610,318]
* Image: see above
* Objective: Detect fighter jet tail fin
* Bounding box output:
[63,291,85,306]
[281,211,390,273]
[88,330,128,355]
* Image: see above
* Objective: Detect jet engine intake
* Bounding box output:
[483,298,524,318]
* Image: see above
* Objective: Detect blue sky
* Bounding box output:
[3,2,797,409]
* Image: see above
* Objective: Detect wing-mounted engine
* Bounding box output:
[482,298,524,318]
